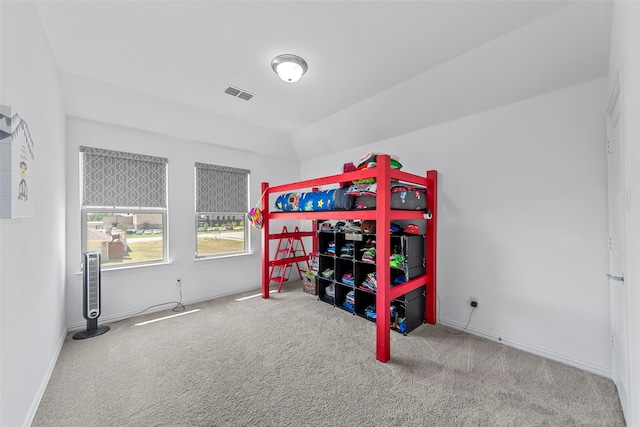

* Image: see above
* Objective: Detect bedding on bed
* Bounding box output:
[347,183,427,210]
[274,188,353,212]
[273,183,427,212]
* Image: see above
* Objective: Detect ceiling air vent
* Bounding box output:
[225,85,254,101]
[225,87,241,96]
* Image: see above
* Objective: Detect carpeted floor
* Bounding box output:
[33,282,625,426]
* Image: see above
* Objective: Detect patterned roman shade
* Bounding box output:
[80,146,168,208]
[195,162,249,213]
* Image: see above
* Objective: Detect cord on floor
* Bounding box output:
[112,286,185,324]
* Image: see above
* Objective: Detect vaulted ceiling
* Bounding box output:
[35,1,612,160]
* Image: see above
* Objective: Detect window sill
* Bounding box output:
[194,251,254,263]
[74,261,173,277]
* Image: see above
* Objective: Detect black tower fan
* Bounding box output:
[73,251,110,340]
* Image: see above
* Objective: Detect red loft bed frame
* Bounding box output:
[260,155,438,362]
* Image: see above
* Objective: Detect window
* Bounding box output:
[80,146,168,268]
[195,162,249,258]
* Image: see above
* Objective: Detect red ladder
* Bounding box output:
[269,226,310,292]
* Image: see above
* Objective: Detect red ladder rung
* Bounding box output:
[268,226,310,293]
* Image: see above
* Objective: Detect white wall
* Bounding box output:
[608,2,640,425]
[0,3,3,422]
[65,118,300,327]
[291,1,612,161]
[300,78,611,376]
[61,72,298,162]
[0,2,67,426]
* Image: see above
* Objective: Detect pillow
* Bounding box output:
[345,183,377,196]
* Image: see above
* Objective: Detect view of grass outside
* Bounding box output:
[86,211,165,267]
[86,212,247,265]
[197,235,245,255]
[103,239,164,266]
[196,212,247,257]
[101,228,245,265]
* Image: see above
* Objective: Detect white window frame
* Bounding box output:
[194,163,250,260]
[80,147,169,269]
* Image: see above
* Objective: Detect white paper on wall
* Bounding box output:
[0,105,35,219]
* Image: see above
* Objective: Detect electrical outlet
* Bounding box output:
[177,278,182,288]
[470,295,479,308]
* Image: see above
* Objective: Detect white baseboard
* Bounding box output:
[438,317,612,379]
[23,326,68,427]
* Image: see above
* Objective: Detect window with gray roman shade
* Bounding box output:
[80,146,168,208]
[195,162,249,213]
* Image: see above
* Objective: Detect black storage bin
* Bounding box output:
[392,285,426,334]
[391,234,425,280]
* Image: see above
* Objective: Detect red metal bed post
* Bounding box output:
[425,170,438,324]
[376,155,392,362]
[311,187,319,255]
[261,182,270,299]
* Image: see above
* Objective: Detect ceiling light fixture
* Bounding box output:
[271,54,308,83]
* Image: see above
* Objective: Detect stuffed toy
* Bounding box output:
[360,220,376,234]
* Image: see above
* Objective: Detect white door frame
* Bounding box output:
[606,69,631,422]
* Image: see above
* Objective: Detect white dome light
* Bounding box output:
[271,54,308,83]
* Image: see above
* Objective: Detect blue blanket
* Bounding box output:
[275,188,353,212]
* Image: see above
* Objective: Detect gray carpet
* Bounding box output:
[33,282,625,426]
